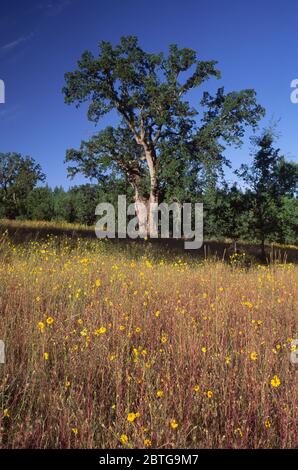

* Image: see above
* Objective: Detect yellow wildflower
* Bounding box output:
[94,327,106,335]
[170,419,178,429]
[127,412,137,422]
[120,434,128,445]
[270,375,281,388]
[234,427,243,437]
[250,351,258,361]
[144,438,152,447]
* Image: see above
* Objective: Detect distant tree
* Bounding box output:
[237,131,298,257]
[70,185,103,225]
[204,183,250,249]
[275,196,297,245]
[0,152,45,219]
[52,186,76,222]
[273,156,298,197]
[26,186,54,221]
[63,36,264,236]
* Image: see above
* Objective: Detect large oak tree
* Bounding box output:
[63,36,265,236]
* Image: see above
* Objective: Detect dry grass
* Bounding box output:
[0,224,297,449]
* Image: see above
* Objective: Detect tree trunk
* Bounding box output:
[130,142,159,238]
[145,148,158,238]
[134,188,149,238]
[260,237,266,261]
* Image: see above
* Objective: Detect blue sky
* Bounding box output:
[0,0,298,188]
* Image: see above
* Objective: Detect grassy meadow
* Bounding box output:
[0,220,297,449]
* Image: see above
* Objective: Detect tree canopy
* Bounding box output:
[63,36,265,235]
[0,152,45,219]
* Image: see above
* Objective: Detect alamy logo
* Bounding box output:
[290,79,298,104]
[95,196,203,250]
[290,339,298,364]
[0,79,5,104]
[0,340,5,364]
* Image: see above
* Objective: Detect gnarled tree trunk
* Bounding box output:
[145,147,158,238]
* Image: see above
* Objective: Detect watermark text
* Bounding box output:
[0,79,5,104]
[95,196,203,250]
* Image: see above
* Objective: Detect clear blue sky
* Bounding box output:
[1,0,298,188]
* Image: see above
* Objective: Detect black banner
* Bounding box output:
[0,449,296,467]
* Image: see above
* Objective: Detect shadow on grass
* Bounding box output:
[0,220,297,264]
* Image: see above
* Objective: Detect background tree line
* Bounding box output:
[0,130,297,249]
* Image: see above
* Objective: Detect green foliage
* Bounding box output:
[52,187,76,222]
[69,185,104,226]
[203,183,250,241]
[63,36,220,131]
[65,126,146,198]
[275,196,298,244]
[26,186,54,221]
[63,36,265,210]
[237,131,298,253]
[0,152,45,219]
